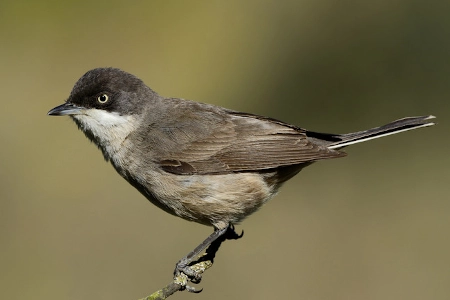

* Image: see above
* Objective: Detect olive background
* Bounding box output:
[1,1,449,300]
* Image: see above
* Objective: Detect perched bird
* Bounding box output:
[48,68,435,285]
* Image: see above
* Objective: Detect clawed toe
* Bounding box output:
[226,224,244,240]
[185,285,203,293]
[174,260,204,284]
[174,263,205,293]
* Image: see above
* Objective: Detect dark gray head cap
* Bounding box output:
[68,67,158,115]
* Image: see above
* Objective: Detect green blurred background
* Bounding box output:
[1,1,449,299]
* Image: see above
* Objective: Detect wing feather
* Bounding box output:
[142,100,345,175]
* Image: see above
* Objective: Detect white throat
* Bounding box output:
[71,109,138,160]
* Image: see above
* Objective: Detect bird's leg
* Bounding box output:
[175,227,227,280]
[174,224,243,287]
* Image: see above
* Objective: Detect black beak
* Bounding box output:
[48,103,83,116]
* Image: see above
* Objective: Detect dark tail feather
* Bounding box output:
[306,115,436,150]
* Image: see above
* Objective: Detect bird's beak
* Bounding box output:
[48,102,83,116]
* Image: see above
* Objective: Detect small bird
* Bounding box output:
[48,68,435,282]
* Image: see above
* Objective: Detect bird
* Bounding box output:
[48,67,435,285]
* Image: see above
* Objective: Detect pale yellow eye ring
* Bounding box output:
[97,94,109,103]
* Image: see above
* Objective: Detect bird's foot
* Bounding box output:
[175,254,217,293]
[173,262,204,293]
[225,224,244,240]
[173,224,244,293]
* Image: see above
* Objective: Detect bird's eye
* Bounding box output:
[97,94,109,104]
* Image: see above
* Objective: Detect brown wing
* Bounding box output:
[143,100,345,175]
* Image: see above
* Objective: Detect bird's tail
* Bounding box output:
[306,115,436,150]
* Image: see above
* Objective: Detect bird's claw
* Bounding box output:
[186,285,203,293]
[175,263,203,283]
[226,224,244,240]
[174,261,205,293]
